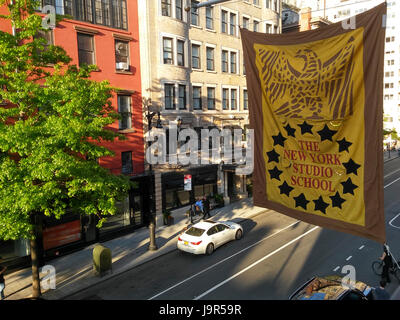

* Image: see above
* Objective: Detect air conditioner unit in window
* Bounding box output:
[116,62,129,71]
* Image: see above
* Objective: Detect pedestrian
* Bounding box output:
[380,244,393,283]
[372,280,391,300]
[203,196,211,219]
[0,256,7,300]
[195,198,204,215]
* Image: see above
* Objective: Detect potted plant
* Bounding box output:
[163,209,174,225]
[247,183,253,197]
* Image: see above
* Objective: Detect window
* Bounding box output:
[222,50,228,72]
[385,71,395,77]
[222,88,229,110]
[115,40,129,71]
[221,10,228,33]
[165,84,176,110]
[121,151,133,174]
[207,226,218,236]
[193,86,202,110]
[206,47,215,71]
[206,7,214,29]
[177,40,185,66]
[75,0,94,22]
[178,85,186,110]
[191,1,199,26]
[38,0,127,29]
[94,0,109,25]
[266,23,272,33]
[161,0,171,16]
[253,0,259,5]
[229,13,236,36]
[243,89,248,110]
[207,87,216,110]
[274,25,278,34]
[118,95,132,130]
[222,87,238,111]
[230,51,237,74]
[231,89,237,110]
[192,44,201,69]
[176,0,183,20]
[37,0,66,15]
[266,0,270,8]
[64,0,73,15]
[34,29,54,52]
[216,224,229,232]
[243,17,249,29]
[77,33,95,66]
[253,20,259,32]
[163,37,173,64]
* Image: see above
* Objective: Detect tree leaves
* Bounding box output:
[0,0,132,240]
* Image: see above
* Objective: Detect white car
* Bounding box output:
[177,220,243,255]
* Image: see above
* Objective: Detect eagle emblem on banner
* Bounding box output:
[259,37,355,121]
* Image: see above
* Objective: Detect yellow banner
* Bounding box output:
[241,3,386,243]
[255,29,365,226]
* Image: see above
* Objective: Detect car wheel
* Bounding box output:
[206,243,214,255]
[235,229,243,240]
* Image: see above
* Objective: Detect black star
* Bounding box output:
[298,121,313,135]
[272,132,287,147]
[294,193,309,210]
[341,177,358,195]
[268,166,283,181]
[317,124,337,142]
[330,191,346,209]
[337,138,352,153]
[266,149,280,163]
[342,158,361,176]
[278,181,294,196]
[313,196,329,214]
[284,124,296,137]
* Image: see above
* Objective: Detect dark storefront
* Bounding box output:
[0,176,150,271]
[163,165,218,211]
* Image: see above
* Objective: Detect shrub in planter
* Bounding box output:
[247,183,253,196]
[214,194,224,207]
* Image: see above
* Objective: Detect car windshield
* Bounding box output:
[186,227,205,237]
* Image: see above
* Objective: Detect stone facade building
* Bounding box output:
[138,0,282,215]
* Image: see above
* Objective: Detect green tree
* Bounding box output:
[0,0,132,297]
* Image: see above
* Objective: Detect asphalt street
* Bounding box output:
[67,157,400,300]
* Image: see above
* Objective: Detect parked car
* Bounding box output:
[289,275,373,300]
[177,220,243,255]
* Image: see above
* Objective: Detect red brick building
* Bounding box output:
[0,0,149,268]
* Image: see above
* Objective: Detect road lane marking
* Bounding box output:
[148,220,301,300]
[193,226,320,300]
[384,176,400,189]
[384,168,400,179]
[359,245,365,250]
[333,266,340,272]
[346,256,352,261]
[389,213,400,229]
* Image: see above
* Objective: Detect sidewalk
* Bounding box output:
[383,149,400,162]
[3,197,268,300]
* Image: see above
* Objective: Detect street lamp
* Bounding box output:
[144,99,162,251]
